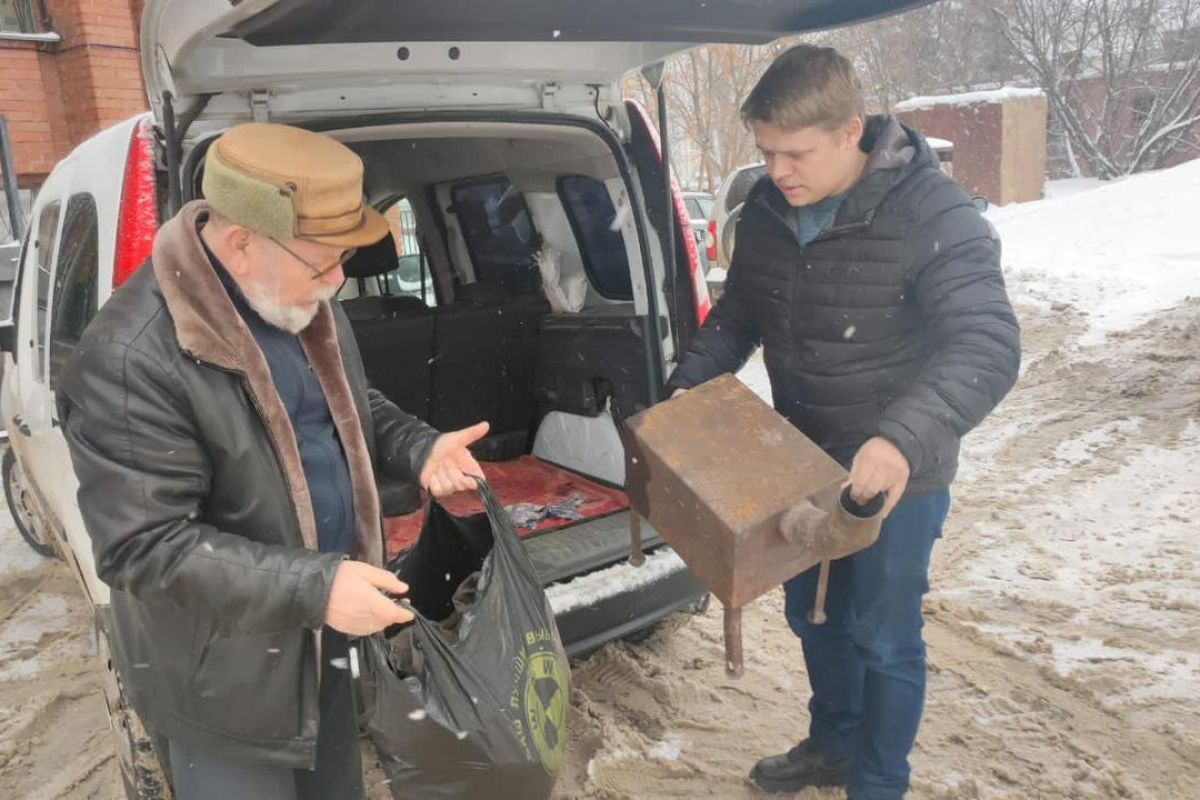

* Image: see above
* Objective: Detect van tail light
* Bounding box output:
[113,116,159,289]
[706,219,718,263]
[625,101,711,327]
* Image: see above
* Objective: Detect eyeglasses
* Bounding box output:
[267,236,357,280]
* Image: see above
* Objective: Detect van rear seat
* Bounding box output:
[342,239,551,494]
[429,291,549,444]
[340,233,435,517]
[340,233,435,422]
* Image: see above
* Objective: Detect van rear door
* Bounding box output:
[140,0,935,129]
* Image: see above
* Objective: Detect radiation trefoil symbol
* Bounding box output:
[521,649,569,775]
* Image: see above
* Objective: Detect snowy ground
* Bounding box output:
[1,166,1198,798]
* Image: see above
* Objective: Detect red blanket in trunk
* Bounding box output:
[384,456,628,559]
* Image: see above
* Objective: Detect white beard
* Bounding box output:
[244,281,338,334]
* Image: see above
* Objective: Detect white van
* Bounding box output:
[0,1,930,795]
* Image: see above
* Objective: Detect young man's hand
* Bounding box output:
[325,561,414,636]
[419,421,489,497]
[848,436,911,517]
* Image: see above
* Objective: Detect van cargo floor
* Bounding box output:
[384,455,629,557]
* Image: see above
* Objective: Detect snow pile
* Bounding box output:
[990,160,1200,344]
[895,86,1044,111]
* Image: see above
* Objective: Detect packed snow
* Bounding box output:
[895,86,1045,111]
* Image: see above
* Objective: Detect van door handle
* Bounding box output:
[11,415,30,437]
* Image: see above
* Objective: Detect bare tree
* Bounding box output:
[625,42,791,191]
[817,0,1020,111]
[992,0,1200,177]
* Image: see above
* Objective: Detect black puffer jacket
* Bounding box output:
[668,117,1020,496]
[61,203,439,768]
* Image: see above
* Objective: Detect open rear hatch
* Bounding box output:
[141,0,936,126]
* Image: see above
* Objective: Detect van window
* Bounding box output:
[557,175,633,300]
[49,193,100,388]
[384,198,436,305]
[337,198,437,307]
[450,178,539,296]
[31,200,61,383]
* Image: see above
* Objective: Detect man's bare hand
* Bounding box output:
[420,421,489,497]
[325,561,414,636]
[848,436,911,517]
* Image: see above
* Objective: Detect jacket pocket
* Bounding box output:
[185,628,307,741]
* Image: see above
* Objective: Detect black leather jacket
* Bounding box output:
[61,204,439,767]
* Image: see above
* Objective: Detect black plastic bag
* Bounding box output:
[360,480,571,799]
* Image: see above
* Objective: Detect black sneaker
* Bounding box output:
[749,739,849,794]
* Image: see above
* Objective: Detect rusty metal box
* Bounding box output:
[622,374,883,674]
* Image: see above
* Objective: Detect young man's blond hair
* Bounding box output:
[741,44,866,131]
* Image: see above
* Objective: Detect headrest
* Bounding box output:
[342,228,400,279]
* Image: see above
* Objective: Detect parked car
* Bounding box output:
[681,190,715,272]
[0,1,937,796]
[706,162,769,286]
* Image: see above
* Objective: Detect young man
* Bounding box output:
[668,45,1020,799]
[60,123,487,799]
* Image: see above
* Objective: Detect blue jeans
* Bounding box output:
[784,490,950,800]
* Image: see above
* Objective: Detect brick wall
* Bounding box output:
[0,0,147,190]
[0,45,72,186]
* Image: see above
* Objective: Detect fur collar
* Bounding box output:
[152,201,383,565]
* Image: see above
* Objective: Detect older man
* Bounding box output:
[60,123,486,799]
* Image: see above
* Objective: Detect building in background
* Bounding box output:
[893,87,1048,206]
[1,0,148,243]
